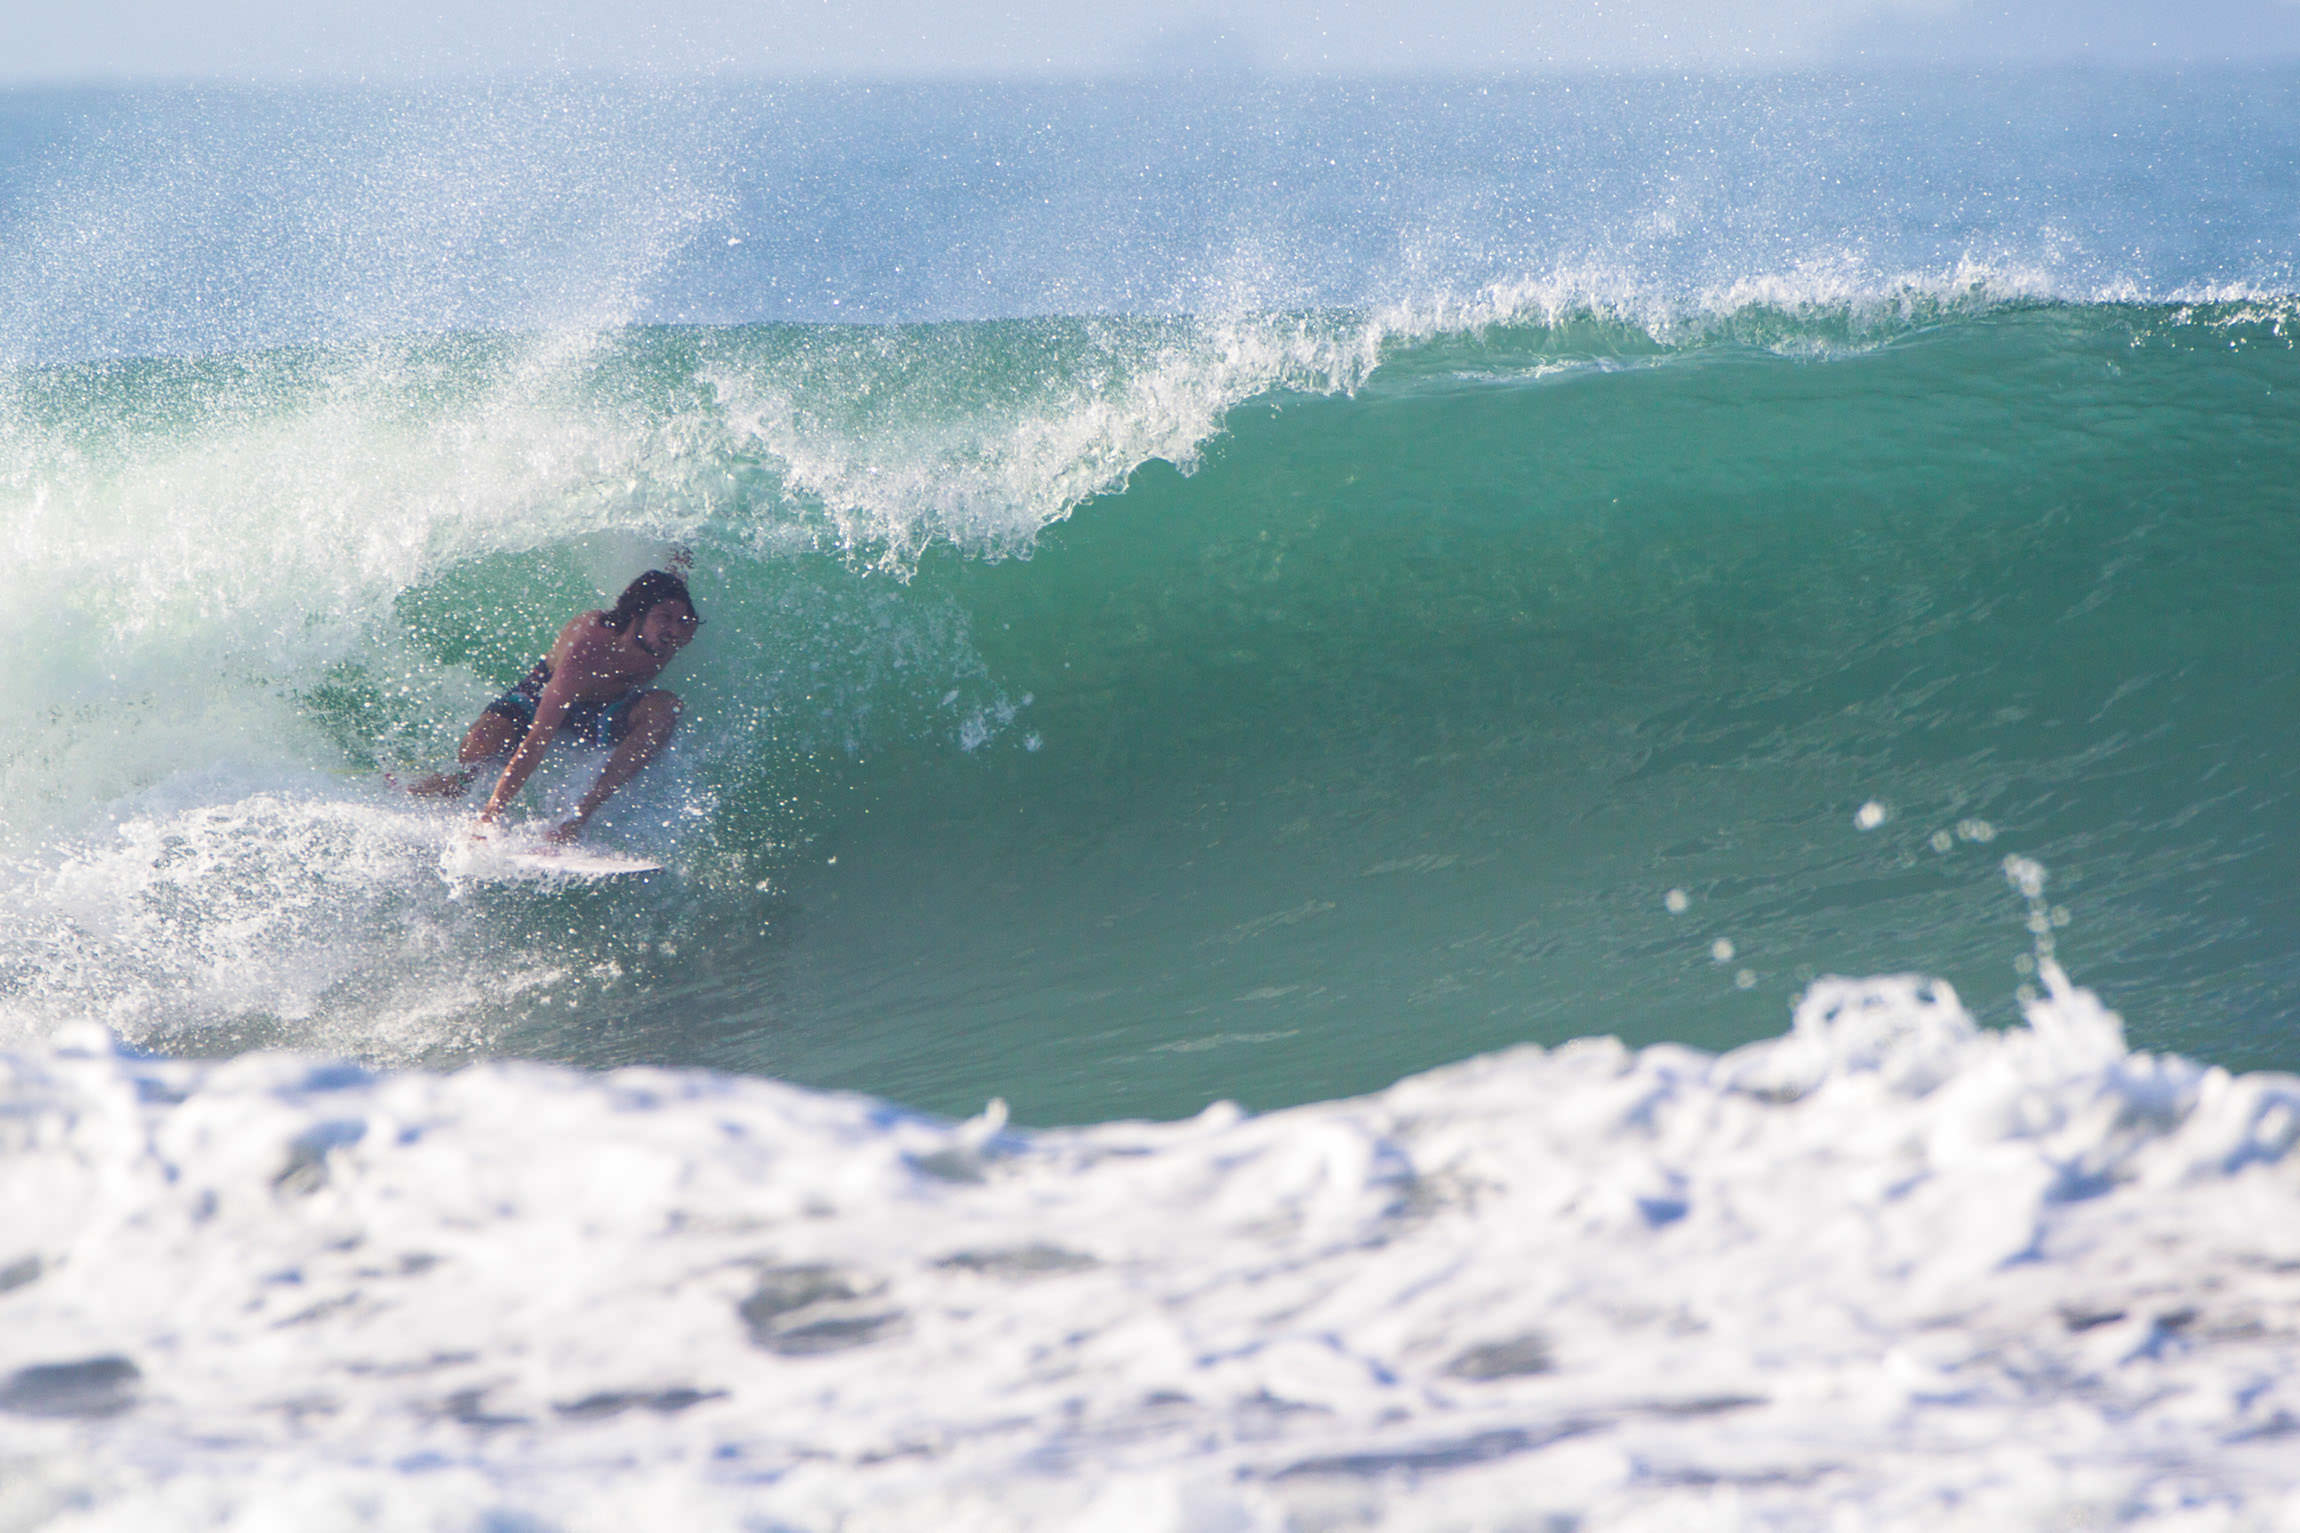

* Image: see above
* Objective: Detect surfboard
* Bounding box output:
[439,837,662,882]
[497,848,662,880]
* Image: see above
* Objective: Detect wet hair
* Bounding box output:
[603,570,697,633]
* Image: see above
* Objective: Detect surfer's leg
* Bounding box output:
[405,709,525,797]
[550,690,680,840]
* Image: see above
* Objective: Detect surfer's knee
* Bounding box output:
[458,710,521,765]
[634,689,681,741]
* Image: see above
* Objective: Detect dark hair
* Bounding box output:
[603,570,696,633]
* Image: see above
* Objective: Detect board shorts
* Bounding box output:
[483,662,655,751]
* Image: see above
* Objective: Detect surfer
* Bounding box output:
[405,570,702,843]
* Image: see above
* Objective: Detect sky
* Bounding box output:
[3,0,2299,80]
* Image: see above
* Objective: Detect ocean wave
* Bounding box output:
[4,299,2297,1098]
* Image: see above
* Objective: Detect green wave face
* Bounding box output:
[4,299,2297,1121]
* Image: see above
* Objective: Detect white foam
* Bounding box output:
[704,311,1391,569]
[0,787,659,1063]
[3,965,2295,1528]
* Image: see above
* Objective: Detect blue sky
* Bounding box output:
[4,0,2297,79]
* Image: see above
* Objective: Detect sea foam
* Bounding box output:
[4,962,2296,1530]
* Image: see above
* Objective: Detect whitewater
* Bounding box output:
[3,70,2299,1528]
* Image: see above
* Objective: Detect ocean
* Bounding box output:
[2,70,2298,1528]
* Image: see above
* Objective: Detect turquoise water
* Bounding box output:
[751,304,2300,1118]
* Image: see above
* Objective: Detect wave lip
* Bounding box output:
[3,965,2296,1526]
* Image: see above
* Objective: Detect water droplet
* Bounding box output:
[2001,855,2046,899]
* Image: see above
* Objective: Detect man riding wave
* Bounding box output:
[406,569,701,843]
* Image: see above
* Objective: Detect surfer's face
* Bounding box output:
[635,601,700,658]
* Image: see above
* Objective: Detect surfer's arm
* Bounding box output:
[477,617,613,825]
[477,682,573,824]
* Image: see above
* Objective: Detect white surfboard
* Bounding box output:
[440,837,662,882]
[498,848,662,880]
